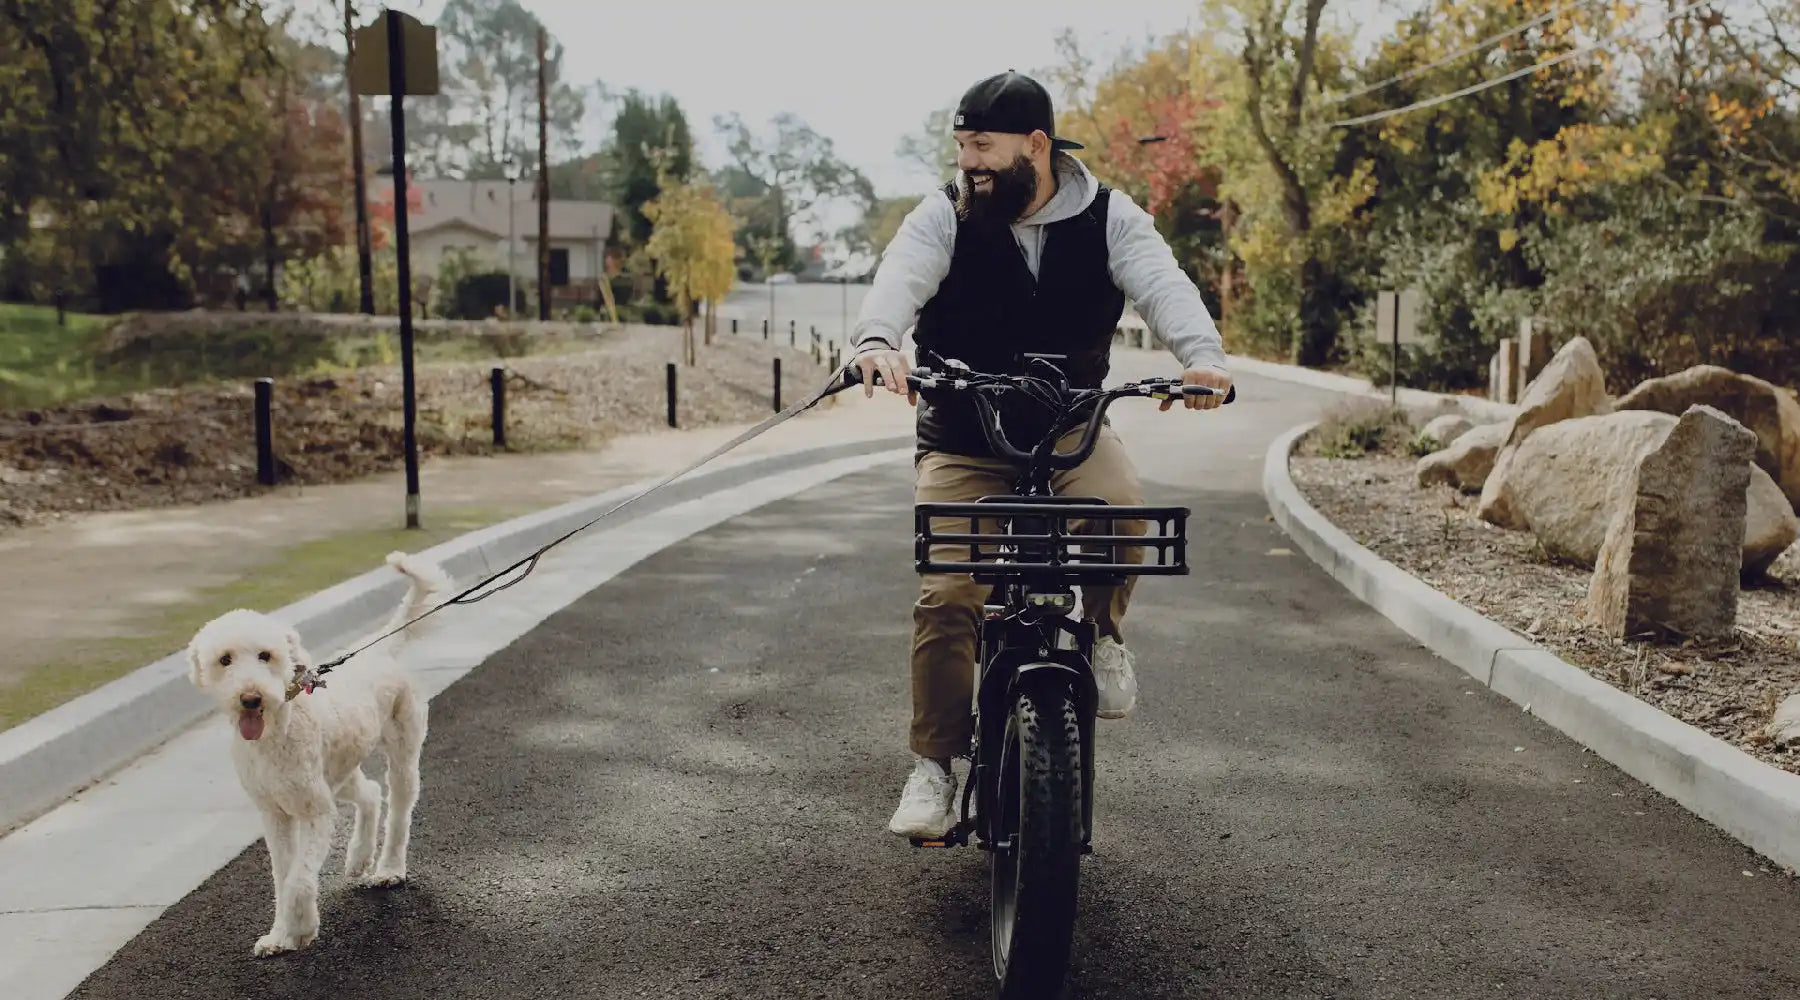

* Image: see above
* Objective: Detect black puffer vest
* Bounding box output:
[911,180,1125,459]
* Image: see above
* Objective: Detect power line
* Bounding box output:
[1324,0,1716,129]
[1319,0,1589,108]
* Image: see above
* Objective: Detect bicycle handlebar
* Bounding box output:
[827,359,1236,470]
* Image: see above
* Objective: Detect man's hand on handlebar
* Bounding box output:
[854,346,918,405]
[1164,365,1233,412]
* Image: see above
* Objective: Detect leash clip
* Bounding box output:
[286,665,327,701]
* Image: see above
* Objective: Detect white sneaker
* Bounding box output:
[1093,636,1138,719]
[887,757,958,837]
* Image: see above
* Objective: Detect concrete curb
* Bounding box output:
[1225,354,1518,424]
[1264,421,1800,872]
[0,433,912,835]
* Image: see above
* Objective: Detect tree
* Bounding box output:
[368,171,426,250]
[715,165,795,275]
[346,0,587,179]
[1043,31,1236,309]
[606,90,695,246]
[895,107,958,187]
[844,197,920,258]
[0,0,284,309]
[642,168,738,364]
[1228,0,1338,366]
[712,112,877,273]
[238,34,354,309]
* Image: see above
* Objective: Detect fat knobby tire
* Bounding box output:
[995,672,1084,1000]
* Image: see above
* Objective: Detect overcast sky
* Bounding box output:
[311,0,1409,199]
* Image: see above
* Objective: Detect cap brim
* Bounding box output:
[1051,137,1085,151]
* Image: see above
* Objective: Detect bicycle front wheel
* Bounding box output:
[990,669,1083,1000]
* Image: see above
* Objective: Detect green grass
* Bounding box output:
[0,304,609,411]
[0,303,116,409]
[0,503,528,731]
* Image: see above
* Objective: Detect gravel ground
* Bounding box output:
[0,326,825,529]
[1290,447,1800,776]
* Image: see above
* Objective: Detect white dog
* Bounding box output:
[186,550,452,957]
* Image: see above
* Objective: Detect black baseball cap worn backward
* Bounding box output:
[953,71,1085,150]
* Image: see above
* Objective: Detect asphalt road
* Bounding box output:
[68,364,1800,1000]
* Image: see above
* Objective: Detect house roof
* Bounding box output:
[401,179,615,242]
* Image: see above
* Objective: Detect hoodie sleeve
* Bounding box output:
[1104,189,1229,373]
[851,191,955,354]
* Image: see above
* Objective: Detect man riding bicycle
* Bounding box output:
[849,70,1233,839]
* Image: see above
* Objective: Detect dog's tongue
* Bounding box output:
[238,710,265,741]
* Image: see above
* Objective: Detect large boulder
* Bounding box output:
[1486,409,1798,575]
[1745,468,1799,578]
[1415,421,1508,492]
[1420,414,1475,448]
[1615,364,1800,512]
[1585,406,1756,641]
[1477,336,1612,528]
[1498,411,1672,565]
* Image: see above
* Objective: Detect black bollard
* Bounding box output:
[666,362,678,428]
[255,378,275,486]
[490,367,506,447]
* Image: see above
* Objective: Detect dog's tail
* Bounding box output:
[380,550,456,651]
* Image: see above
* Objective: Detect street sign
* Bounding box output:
[1396,287,1424,345]
[350,8,443,529]
[1378,288,1427,403]
[349,10,440,96]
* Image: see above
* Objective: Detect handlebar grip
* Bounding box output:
[1179,384,1237,404]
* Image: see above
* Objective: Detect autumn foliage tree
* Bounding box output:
[642,165,738,365]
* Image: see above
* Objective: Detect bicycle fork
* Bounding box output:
[911,606,1099,853]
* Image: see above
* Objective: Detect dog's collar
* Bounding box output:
[284,664,327,701]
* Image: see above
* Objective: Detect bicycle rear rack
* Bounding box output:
[914,495,1189,584]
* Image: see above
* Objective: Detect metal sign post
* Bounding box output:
[351,9,439,529]
[1378,288,1424,404]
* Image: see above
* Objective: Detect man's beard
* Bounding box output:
[956,154,1038,227]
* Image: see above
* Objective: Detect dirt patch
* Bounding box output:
[1,326,825,529]
[1289,446,1800,775]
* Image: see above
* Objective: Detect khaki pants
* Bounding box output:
[910,425,1146,759]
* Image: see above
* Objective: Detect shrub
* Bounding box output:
[1307,398,1416,458]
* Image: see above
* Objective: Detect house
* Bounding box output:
[384,178,620,307]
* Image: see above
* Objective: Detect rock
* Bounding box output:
[1494,411,1672,564]
[1615,364,1800,512]
[1745,467,1799,578]
[1584,406,1755,641]
[1487,409,1795,575]
[1763,692,1800,746]
[1415,421,1507,492]
[1420,414,1475,448]
[1478,336,1612,528]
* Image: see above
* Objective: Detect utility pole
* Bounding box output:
[346,0,375,315]
[536,25,550,321]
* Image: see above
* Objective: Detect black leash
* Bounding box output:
[301,363,866,686]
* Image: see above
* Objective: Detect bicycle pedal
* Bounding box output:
[910,824,971,849]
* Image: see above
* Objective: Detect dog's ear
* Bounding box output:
[284,627,307,667]
[186,642,204,687]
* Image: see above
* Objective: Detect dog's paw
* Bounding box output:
[253,931,312,957]
[357,869,408,889]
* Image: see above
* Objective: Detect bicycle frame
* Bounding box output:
[897,354,1204,853]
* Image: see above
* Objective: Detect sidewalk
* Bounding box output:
[0,388,916,730]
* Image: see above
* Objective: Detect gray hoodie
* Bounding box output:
[852,152,1229,374]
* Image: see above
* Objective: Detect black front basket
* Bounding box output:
[914,495,1189,584]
